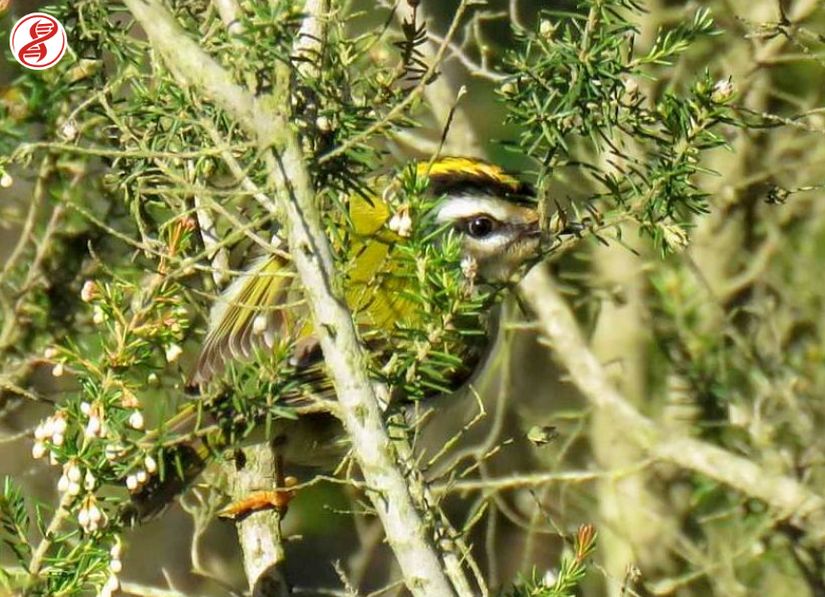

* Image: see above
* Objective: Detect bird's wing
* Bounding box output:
[190,253,295,386]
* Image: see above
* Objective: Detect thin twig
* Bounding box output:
[0,156,50,287]
[27,493,73,579]
[434,466,648,494]
[319,0,475,164]
[189,167,231,288]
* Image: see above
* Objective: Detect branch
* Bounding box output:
[433,467,650,495]
[227,445,290,597]
[27,493,73,581]
[294,0,328,79]
[190,171,231,287]
[121,1,458,594]
[519,266,825,542]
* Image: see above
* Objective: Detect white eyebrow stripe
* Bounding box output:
[434,196,517,223]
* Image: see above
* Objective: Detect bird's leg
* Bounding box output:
[218,452,298,520]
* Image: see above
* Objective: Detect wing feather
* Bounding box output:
[190,254,293,385]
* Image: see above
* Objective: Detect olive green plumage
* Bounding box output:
[127,156,541,521]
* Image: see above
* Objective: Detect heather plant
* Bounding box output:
[1,1,824,596]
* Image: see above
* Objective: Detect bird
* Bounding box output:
[127,156,543,522]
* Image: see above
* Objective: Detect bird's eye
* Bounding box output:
[466,216,496,239]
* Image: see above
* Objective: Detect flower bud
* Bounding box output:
[67,463,82,483]
[711,78,734,103]
[60,119,78,141]
[80,280,97,302]
[128,410,144,430]
[32,442,47,459]
[85,416,101,438]
[105,443,123,461]
[165,343,182,363]
[34,420,52,441]
[105,575,119,591]
[92,305,106,324]
[388,207,412,238]
[52,414,67,435]
[316,115,332,132]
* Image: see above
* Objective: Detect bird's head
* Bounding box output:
[421,157,542,283]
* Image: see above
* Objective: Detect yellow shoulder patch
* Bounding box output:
[349,193,390,235]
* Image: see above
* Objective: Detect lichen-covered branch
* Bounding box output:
[227,445,290,597]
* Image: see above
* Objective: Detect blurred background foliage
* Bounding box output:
[1,0,825,596]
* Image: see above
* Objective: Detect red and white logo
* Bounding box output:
[9,12,67,70]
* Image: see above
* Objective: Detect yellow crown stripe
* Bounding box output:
[416,157,522,192]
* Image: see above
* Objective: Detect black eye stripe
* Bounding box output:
[428,172,536,204]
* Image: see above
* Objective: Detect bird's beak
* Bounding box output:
[522,220,542,239]
[519,216,554,258]
[517,216,544,246]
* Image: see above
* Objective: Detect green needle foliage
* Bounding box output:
[0,478,31,569]
[501,2,736,253]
